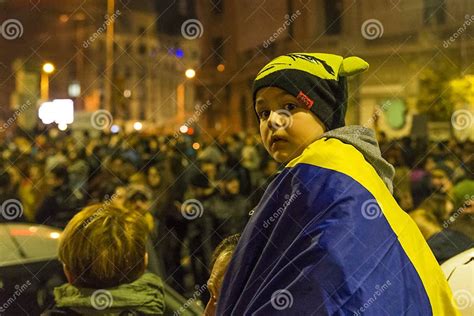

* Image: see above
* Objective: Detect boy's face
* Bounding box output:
[255,87,326,163]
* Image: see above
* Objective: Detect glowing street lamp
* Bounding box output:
[42,63,55,74]
[133,121,143,131]
[179,69,195,124]
[41,62,55,100]
[185,68,195,79]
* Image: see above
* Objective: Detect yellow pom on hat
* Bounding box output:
[339,56,369,77]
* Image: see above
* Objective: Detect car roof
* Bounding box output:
[0,223,62,267]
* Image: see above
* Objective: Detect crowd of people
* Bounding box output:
[0,129,275,295]
[0,128,473,303]
[378,133,473,263]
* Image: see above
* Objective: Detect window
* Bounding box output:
[324,0,342,35]
[211,0,223,14]
[196,86,205,102]
[287,0,294,37]
[139,103,145,120]
[424,0,446,25]
[212,37,224,65]
[178,0,188,15]
[225,85,231,105]
[125,67,132,77]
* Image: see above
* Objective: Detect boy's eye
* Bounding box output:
[283,103,297,111]
[258,110,270,120]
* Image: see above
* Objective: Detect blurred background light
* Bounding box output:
[185,68,195,79]
[110,124,120,133]
[133,121,143,131]
[175,48,184,58]
[179,125,188,133]
[38,99,74,125]
[68,81,81,97]
[57,123,67,131]
[42,62,55,74]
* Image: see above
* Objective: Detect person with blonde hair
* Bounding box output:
[204,234,240,316]
[42,204,165,315]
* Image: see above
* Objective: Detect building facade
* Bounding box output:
[1,0,199,132]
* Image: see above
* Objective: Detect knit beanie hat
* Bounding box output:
[253,53,369,131]
[450,179,474,212]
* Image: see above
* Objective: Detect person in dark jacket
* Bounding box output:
[410,209,473,263]
[34,165,81,228]
[41,203,165,315]
[209,171,249,249]
[184,172,216,290]
[0,169,24,222]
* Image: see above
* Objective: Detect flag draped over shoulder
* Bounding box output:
[217,137,459,315]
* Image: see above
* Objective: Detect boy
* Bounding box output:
[42,204,165,315]
[217,53,459,315]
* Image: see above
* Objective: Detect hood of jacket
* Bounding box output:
[53,273,164,315]
[323,125,395,193]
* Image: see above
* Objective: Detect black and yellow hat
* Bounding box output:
[253,53,369,130]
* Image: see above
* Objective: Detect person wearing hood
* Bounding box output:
[216,53,459,315]
[41,204,165,315]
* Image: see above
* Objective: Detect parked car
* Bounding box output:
[441,248,474,316]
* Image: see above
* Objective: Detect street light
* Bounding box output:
[42,63,55,74]
[41,62,55,100]
[133,121,143,131]
[178,69,196,124]
[185,68,196,79]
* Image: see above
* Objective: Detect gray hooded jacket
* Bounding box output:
[323,125,395,193]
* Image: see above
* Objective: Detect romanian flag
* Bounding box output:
[217,137,459,315]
